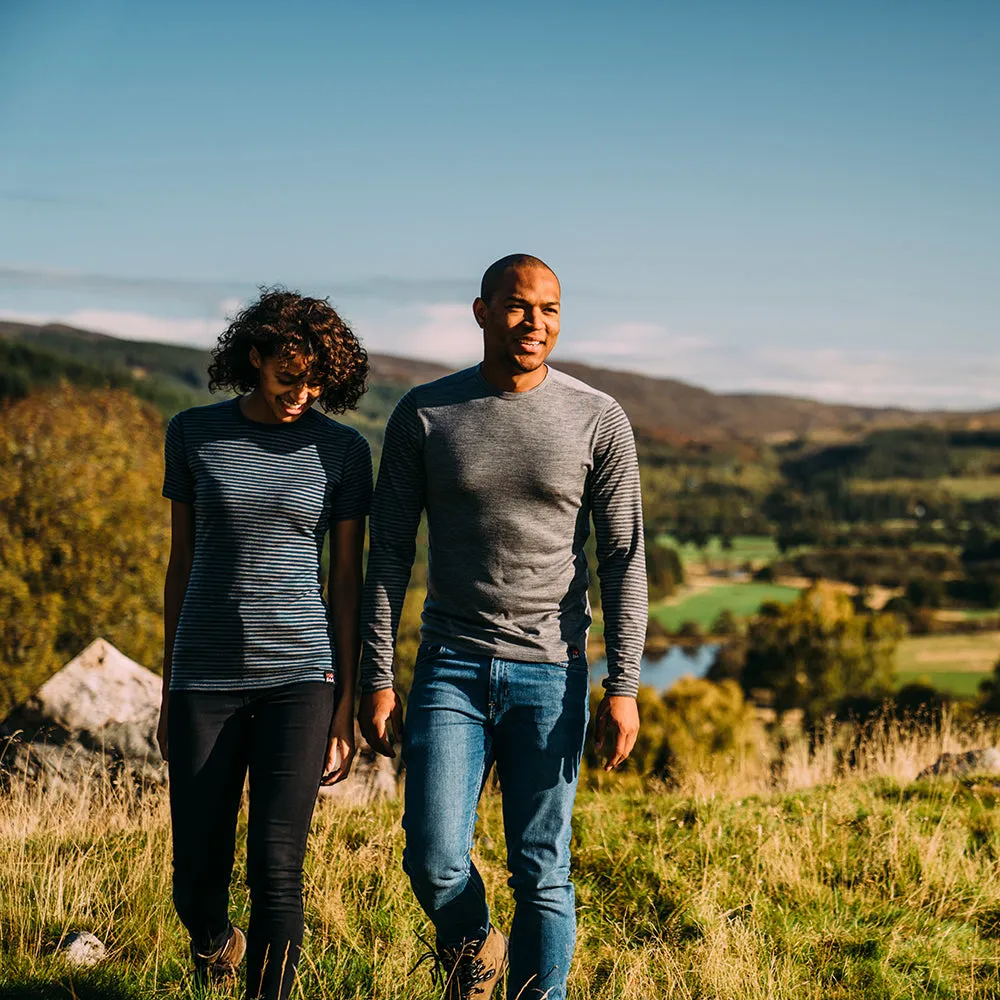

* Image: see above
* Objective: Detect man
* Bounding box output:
[359,254,646,1000]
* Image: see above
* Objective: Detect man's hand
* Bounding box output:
[358,689,404,759]
[156,698,169,762]
[321,702,357,786]
[594,694,639,771]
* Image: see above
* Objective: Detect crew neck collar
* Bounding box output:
[232,395,308,428]
[474,364,551,400]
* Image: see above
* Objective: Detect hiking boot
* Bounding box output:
[192,924,246,984]
[439,926,508,1000]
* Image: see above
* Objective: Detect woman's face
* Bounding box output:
[249,349,322,423]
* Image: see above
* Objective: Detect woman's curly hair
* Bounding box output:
[208,287,369,413]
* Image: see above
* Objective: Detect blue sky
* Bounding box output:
[2,0,997,408]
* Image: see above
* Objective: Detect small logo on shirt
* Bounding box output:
[324,671,335,684]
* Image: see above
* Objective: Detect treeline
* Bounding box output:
[0,339,206,417]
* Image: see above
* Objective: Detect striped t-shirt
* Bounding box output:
[163,398,372,691]
[360,365,647,697]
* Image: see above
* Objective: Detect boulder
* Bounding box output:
[1,638,399,804]
[0,638,166,793]
[916,748,1000,781]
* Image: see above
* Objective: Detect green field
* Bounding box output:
[655,534,780,568]
[893,632,1000,697]
[894,670,988,697]
[650,581,800,631]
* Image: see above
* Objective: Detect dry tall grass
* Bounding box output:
[3,712,1000,998]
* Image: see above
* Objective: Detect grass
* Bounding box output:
[655,534,780,569]
[893,632,1000,698]
[896,633,1000,677]
[894,671,988,698]
[651,582,801,631]
[5,715,1000,998]
[849,477,1000,500]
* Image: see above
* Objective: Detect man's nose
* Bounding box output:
[525,306,544,329]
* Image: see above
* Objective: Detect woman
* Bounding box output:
[157,288,372,999]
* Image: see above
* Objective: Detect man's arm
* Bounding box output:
[358,393,425,756]
[590,402,647,769]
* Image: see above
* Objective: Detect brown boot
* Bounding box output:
[439,926,508,1000]
[192,924,246,984]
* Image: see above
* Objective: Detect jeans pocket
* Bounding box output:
[415,642,442,666]
[554,651,589,674]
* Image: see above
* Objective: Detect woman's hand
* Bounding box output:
[156,697,169,761]
[321,702,357,786]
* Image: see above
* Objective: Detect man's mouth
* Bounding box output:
[515,338,545,354]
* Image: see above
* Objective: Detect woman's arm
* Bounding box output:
[321,516,365,785]
[157,500,195,760]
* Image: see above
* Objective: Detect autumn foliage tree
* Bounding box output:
[0,386,169,714]
[741,584,904,726]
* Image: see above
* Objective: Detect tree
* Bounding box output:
[740,584,904,726]
[644,538,684,602]
[0,386,170,715]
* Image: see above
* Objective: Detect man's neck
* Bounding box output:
[479,360,549,394]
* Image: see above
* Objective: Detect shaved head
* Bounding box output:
[480,253,558,305]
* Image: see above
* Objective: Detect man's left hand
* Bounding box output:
[594,695,639,771]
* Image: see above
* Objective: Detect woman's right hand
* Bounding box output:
[156,698,169,761]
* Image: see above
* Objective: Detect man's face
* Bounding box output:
[250,349,322,423]
[474,265,561,376]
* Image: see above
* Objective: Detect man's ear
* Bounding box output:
[249,346,263,369]
[472,297,487,330]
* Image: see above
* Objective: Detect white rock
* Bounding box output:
[9,638,162,757]
[59,930,106,967]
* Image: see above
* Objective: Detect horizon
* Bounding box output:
[5,314,999,418]
[2,1,997,409]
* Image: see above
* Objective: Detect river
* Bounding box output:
[591,644,719,693]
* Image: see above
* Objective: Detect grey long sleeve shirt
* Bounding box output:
[360,365,647,696]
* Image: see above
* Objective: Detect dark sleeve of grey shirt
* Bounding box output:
[360,393,425,692]
[591,402,647,697]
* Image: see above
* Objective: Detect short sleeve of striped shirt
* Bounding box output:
[333,432,374,521]
[163,412,195,504]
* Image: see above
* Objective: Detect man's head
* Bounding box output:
[474,254,561,385]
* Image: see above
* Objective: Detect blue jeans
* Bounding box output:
[402,642,590,1000]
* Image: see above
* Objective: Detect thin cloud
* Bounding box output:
[1,308,224,347]
[0,264,471,307]
[565,325,1000,410]
[0,190,104,207]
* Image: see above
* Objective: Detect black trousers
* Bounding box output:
[167,681,336,1000]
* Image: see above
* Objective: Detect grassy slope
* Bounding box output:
[4,730,1000,1000]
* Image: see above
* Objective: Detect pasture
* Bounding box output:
[655,534,780,569]
[650,581,801,632]
[894,632,1000,698]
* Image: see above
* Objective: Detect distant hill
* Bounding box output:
[2,319,998,444]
